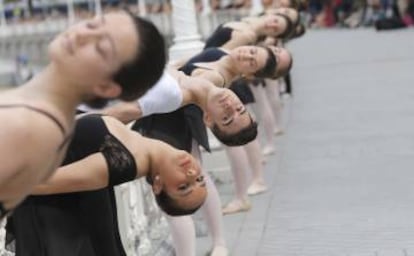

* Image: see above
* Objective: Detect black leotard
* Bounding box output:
[204,24,234,49]
[0,104,71,220]
[7,114,136,256]
[133,48,228,153]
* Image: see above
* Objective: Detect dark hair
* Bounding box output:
[113,10,166,101]
[211,117,258,146]
[274,13,294,39]
[290,23,306,39]
[145,176,204,216]
[155,190,203,216]
[288,0,300,9]
[254,47,277,78]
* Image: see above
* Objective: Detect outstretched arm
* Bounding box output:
[102,71,185,124]
[33,153,109,195]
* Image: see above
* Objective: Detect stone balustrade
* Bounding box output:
[0,9,248,66]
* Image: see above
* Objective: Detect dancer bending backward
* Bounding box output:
[202,12,293,214]
[8,114,206,256]
[133,45,281,256]
[0,10,165,218]
[7,71,253,256]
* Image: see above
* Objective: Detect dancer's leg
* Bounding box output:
[264,78,283,135]
[225,146,249,201]
[192,141,228,256]
[244,139,268,196]
[222,146,251,215]
[249,84,276,155]
[165,215,196,256]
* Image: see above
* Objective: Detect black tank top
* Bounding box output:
[0,104,71,220]
[204,24,234,49]
[8,114,136,256]
[133,48,228,153]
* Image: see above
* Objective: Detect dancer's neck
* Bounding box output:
[17,64,85,123]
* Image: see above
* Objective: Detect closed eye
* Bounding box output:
[178,184,190,191]
[95,41,109,59]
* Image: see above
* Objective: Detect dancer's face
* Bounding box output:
[262,14,288,37]
[274,0,291,8]
[204,87,251,135]
[272,8,298,25]
[229,46,271,77]
[154,150,207,210]
[269,46,292,76]
[49,11,138,93]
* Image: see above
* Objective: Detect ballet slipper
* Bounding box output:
[247,181,268,196]
[262,145,275,156]
[222,199,251,215]
[274,128,284,136]
[209,245,229,256]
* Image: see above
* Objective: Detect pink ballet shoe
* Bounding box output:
[247,181,268,196]
[222,199,251,215]
[274,128,284,136]
[262,145,275,156]
[209,245,229,256]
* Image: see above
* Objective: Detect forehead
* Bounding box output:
[175,186,207,208]
[220,112,252,135]
[103,12,139,65]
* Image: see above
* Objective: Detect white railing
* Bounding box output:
[0,9,250,63]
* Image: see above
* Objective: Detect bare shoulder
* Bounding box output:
[0,109,64,151]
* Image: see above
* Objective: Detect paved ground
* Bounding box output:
[2,27,414,256]
[198,28,414,256]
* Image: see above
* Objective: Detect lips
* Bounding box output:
[179,155,192,168]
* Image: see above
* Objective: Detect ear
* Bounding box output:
[92,81,122,99]
[152,175,163,195]
[203,112,213,128]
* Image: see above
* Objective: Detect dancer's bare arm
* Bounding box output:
[33,153,109,195]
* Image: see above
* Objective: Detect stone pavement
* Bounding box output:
[198,28,414,256]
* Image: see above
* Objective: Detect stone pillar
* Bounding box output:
[0,0,6,28]
[250,0,264,15]
[169,0,204,61]
[67,0,75,25]
[138,0,147,16]
[94,0,102,16]
[201,0,212,15]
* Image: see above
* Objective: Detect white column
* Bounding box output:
[169,0,204,61]
[94,0,102,16]
[201,0,211,15]
[67,0,75,25]
[0,0,6,28]
[250,0,264,15]
[138,0,146,17]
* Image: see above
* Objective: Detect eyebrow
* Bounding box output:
[222,107,247,126]
[180,182,206,197]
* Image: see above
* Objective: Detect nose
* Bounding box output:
[186,168,196,177]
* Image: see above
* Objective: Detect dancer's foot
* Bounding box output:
[262,145,275,156]
[274,128,284,136]
[210,245,229,256]
[247,181,268,196]
[222,199,251,215]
